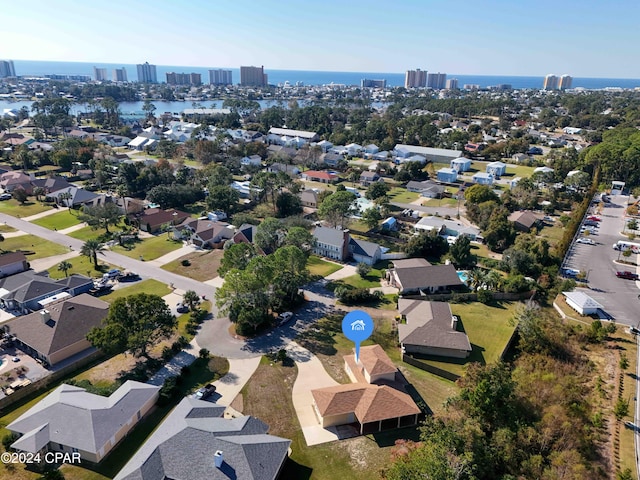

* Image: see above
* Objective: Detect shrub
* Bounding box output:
[157,376,179,406]
[180,365,191,376]
[356,262,372,278]
[477,289,493,304]
[199,348,210,359]
[181,259,191,267]
[614,397,629,420]
[2,432,18,452]
[162,346,173,361]
[620,354,629,370]
[171,341,183,354]
[337,287,382,305]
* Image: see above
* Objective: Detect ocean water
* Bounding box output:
[10,59,640,90]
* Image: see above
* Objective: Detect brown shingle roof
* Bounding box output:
[398,299,472,352]
[311,384,420,424]
[0,251,27,268]
[356,345,397,377]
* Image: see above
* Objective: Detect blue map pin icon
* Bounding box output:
[342,310,374,363]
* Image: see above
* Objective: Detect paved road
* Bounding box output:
[392,202,460,218]
[562,195,640,326]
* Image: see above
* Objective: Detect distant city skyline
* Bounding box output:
[1,0,639,78]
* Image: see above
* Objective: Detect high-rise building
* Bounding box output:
[558,75,572,90]
[93,67,108,82]
[445,78,459,90]
[405,69,427,88]
[166,72,202,86]
[427,72,447,89]
[543,74,558,90]
[136,62,157,83]
[240,66,267,86]
[0,60,16,78]
[361,78,386,88]
[113,68,128,82]
[209,69,232,85]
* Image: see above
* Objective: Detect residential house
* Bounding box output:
[349,237,382,266]
[174,218,235,249]
[563,291,603,315]
[533,166,554,175]
[508,210,542,232]
[486,161,507,177]
[397,154,427,165]
[393,144,462,163]
[312,226,350,261]
[508,177,522,189]
[266,145,296,161]
[302,170,339,184]
[132,208,191,233]
[8,381,159,463]
[359,171,380,187]
[320,152,343,168]
[267,127,319,144]
[299,189,319,208]
[0,252,28,278]
[267,163,300,176]
[0,171,33,193]
[230,180,261,199]
[511,153,530,164]
[240,155,262,167]
[472,172,494,185]
[114,397,291,480]
[315,139,333,152]
[380,217,398,232]
[345,143,363,156]
[414,216,481,241]
[464,143,485,153]
[3,294,109,366]
[46,186,101,208]
[31,176,72,194]
[371,151,390,161]
[450,158,472,173]
[398,298,472,358]
[436,168,458,183]
[386,258,463,295]
[99,135,131,147]
[364,144,379,155]
[231,223,259,247]
[405,180,445,198]
[0,271,93,314]
[311,345,420,435]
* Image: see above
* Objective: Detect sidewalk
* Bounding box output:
[59,223,87,234]
[22,208,60,222]
[325,263,357,281]
[148,244,197,267]
[29,251,80,272]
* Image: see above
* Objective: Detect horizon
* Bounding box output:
[1,0,639,78]
[8,59,640,81]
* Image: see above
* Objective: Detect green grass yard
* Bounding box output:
[387,187,419,204]
[31,209,83,230]
[0,224,16,233]
[111,235,183,261]
[0,199,52,218]
[100,279,171,303]
[1,234,68,259]
[47,255,120,280]
[306,255,343,277]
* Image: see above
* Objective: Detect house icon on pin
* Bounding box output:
[350,319,366,331]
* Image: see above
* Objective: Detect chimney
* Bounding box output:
[342,229,350,260]
[214,450,223,468]
[40,310,50,323]
[451,315,458,330]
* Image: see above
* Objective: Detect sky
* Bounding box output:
[1,0,639,78]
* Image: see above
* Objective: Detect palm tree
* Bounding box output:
[183,290,201,311]
[57,260,73,278]
[484,270,502,291]
[467,268,487,292]
[81,239,105,267]
[59,191,73,209]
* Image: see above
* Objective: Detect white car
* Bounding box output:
[278,312,293,325]
[576,237,596,245]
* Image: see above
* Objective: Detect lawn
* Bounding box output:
[337,261,389,289]
[47,255,120,280]
[161,250,223,281]
[31,209,83,230]
[100,279,171,303]
[111,235,183,261]
[0,199,52,218]
[411,301,520,377]
[67,225,106,242]
[539,223,564,246]
[503,163,537,179]
[387,187,419,204]
[421,197,458,207]
[178,300,212,340]
[239,356,411,480]
[0,224,16,233]
[1,234,68,260]
[306,255,343,277]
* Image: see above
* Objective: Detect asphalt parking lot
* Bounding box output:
[562,194,640,326]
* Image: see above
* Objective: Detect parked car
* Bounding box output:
[103,269,121,280]
[176,303,189,313]
[583,220,599,227]
[195,383,216,399]
[616,271,639,280]
[0,193,12,201]
[119,272,140,282]
[576,238,596,245]
[278,311,293,326]
[587,215,601,222]
[528,147,543,155]
[12,357,19,362]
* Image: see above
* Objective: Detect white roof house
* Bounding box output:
[563,291,603,315]
[534,166,554,174]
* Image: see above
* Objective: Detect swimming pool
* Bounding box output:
[353,197,374,216]
[457,270,469,284]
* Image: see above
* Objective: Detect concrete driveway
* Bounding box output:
[288,342,341,446]
[210,356,261,406]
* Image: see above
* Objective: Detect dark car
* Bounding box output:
[616,271,639,280]
[176,303,189,313]
[195,383,216,399]
[119,272,140,282]
[528,147,543,155]
[583,220,599,227]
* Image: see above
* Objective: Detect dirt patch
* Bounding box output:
[74,353,138,385]
[229,393,244,412]
[162,249,224,282]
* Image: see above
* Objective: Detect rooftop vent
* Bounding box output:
[214,450,223,469]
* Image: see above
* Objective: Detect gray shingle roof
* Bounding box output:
[8,381,160,455]
[393,263,462,291]
[349,237,381,258]
[398,299,471,351]
[115,397,291,480]
[313,226,346,248]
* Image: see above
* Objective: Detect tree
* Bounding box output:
[142,99,156,122]
[57,260,72,278]
[356,262,372,277]
[219,243,258,277]
[317,190,356,228]
[405,230,448,258]
[614,397,629,420]
[206,185,240,213]
[81,238,105,267]
[275,191,302,218]
[361,207,383,230]
[87,293,176,358]
[284,226,314,255]
[448,235,475,268]
[146,184,204,209]
[183,290,201,311]
[365,181,390,200]
[12,187,28,205]
[78,203,122,234]
[464,184,498,204]
[33,186,46,202]
[255,217,285,254]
